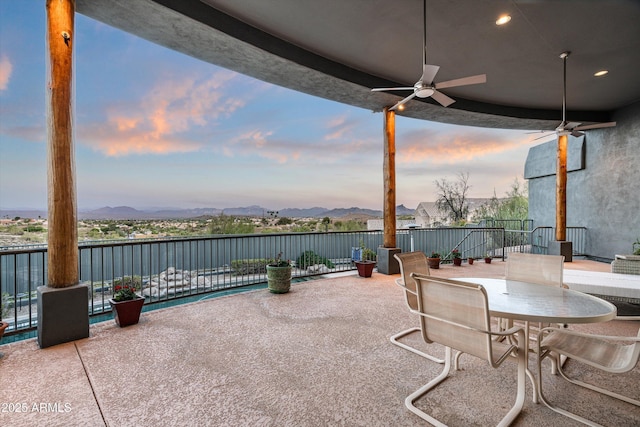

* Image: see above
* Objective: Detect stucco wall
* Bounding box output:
[525,101,640,261]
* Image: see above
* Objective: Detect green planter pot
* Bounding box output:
[266,265,292,294]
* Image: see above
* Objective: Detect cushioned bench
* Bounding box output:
[563,269,640,318]
[611,254,640,275]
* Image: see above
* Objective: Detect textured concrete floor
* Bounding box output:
[0,260,638,427]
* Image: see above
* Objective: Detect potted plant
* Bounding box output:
[355,246,377,278]
[427,251,441,269]
[451,249,462,266]
[266,252,292,293]
[0,292,10,342]
[467,256,474,265]
[109,276,145,327]
[484,253,492,264]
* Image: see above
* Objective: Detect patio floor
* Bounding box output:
[1,259,638,426]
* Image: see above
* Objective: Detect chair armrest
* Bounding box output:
[395,278,417,295]
[538,326,640,344]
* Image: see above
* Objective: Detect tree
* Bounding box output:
[473,178,528,221]
[434,172,470,224]
[208,214,255,234]
[321,217,331,232]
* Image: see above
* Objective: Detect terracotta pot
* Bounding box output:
[427,257,441,269]
[453,258,462,266]
[355,260,376,278]
[468,257,474,265]
[266,265,292,293]
[0,321,8,340]
[109,297,145,327]
[484,257,492,264]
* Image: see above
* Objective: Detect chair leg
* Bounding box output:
[405,346,453,427]
[390,327,445,364]
[537,351,610,427]
[556,358,640,407]
[406,346,525,427]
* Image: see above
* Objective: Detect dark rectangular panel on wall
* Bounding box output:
[524,135,585,179]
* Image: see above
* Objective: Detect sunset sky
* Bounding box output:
[0,2,544,212]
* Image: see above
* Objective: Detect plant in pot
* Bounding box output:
[0,292,10,342]
[266,252,292,293]
[109,276,145,327]
[355,246,377,278]
[467,256,474,265]
[484,253,492,264]
[427,251,441,269]
[451,249,462,266]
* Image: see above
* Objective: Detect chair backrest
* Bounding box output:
[394,251,430,310]
[411,274,495,363]
[506,253,564,287]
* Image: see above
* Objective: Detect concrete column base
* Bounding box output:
[37,284,89,348]
[548,240,573,262]
[376,247,401,275]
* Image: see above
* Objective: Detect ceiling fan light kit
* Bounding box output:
[371,0,486,111]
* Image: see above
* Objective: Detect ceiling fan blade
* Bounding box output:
[563,122,582,130]
[371,87,415,92]
[436,74,487,90]
[389,92,417,111]
[533,133,555,141]
[431,90,455,107]
[574,121,617,131]
[420,64,440,85]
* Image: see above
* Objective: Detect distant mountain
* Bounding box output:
[1,204,417,220]
[279,207,330,218]
[0,209,48,219]
[396,204,415,216]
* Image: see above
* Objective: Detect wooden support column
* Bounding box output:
[377,107,400,275]
[40,0,87,348]
[46,0,77,288]
[555,132,568,242]
[383,107,396,248]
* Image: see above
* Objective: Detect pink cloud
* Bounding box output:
[228,129,294,163]
[324,114,357,140]
[79,70,246,156]
[397,128,531,164]
[0,55,12,90]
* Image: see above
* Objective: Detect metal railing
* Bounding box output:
[501,226,587,256]
[1,227,508,336]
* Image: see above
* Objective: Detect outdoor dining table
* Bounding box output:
[453,278,617,324]
[452,277,618,403]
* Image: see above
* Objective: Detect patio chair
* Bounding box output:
[406,274,527,427]
[537,326,640,426]
[503,253,566,347]
[391,252,444,364]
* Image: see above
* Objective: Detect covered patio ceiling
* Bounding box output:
[76,0,640,131]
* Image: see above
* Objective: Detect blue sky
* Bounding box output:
[0,1,541,211]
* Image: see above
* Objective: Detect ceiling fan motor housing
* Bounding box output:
[415,84,435,98]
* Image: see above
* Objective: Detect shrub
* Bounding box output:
[231,259,269,275]
[296,251,335,269]
[1,292,11,319]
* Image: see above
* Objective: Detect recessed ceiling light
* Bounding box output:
[496,15,511,25]
[594,70,609,77]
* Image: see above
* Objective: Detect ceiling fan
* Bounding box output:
[532,51,616,140]
[371,0,486,111]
